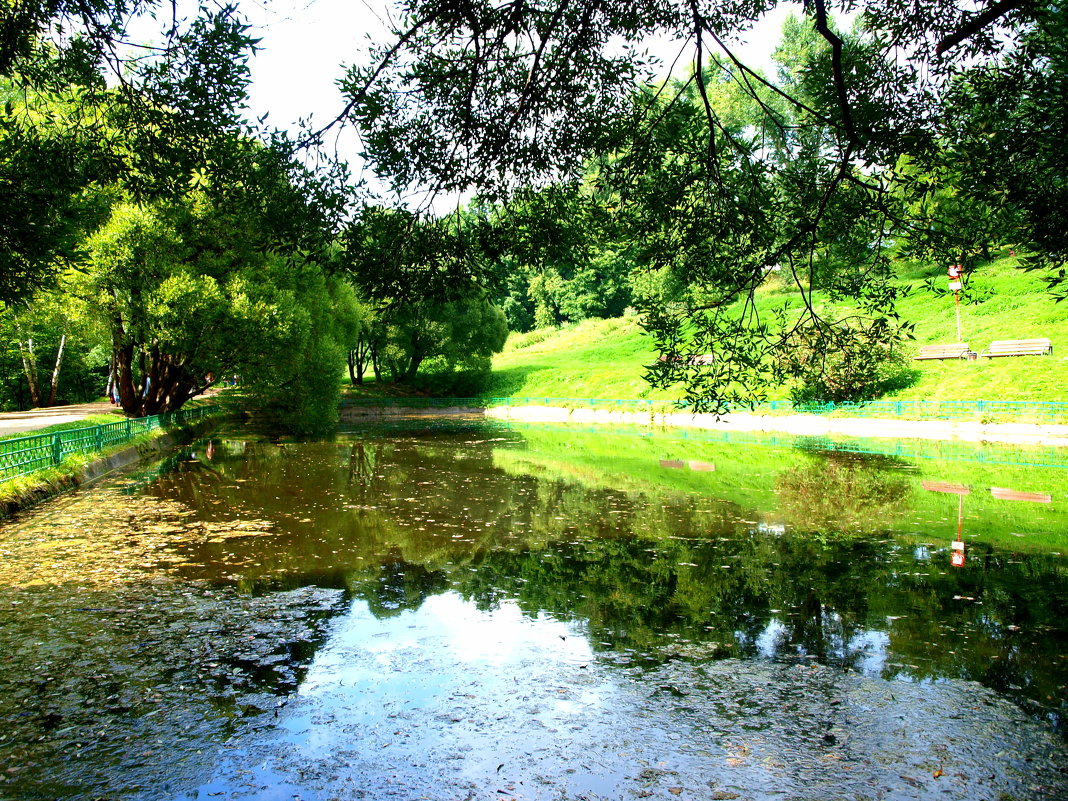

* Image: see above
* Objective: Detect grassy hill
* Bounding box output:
[483,255,1068,405]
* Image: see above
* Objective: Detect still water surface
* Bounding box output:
[1,418,1067,800]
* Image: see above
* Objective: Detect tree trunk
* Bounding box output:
[350,334,373,385]
[18,337,41,407]
[404,353,424,382]
[370,343,382,383]
[115,338,141,417]
[46,333,66,406]
[105,358,115,402]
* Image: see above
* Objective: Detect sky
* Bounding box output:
[214,0,805,206]
[237,1,802,134]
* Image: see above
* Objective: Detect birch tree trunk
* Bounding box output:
[18,337,41,407]
[46,333,66,406]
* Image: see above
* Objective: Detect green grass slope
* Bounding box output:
[484,255,1068,405]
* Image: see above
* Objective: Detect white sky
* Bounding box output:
[124,0,805,208]
[236,0,804,155]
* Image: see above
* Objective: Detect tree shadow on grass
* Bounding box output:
[483,365,557,398]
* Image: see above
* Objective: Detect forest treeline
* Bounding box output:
[1,1,1064,427]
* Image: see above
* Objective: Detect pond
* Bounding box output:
[1,418,1067,800]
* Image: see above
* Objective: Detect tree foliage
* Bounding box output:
[1,1,359,429]
[341,206,509,394]
[341,0,1066,408]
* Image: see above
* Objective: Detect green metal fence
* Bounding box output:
[340,396,1068,423]
[0,405,221,483]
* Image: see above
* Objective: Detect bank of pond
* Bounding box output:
[1,419,1066,800]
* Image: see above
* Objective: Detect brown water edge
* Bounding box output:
[0,475,346,799]
[341,404,1068,447]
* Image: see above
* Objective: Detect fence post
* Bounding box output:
[95,425,103,451]
[125,419,132,441]
[52,434,62,466]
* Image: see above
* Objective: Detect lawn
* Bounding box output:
[482,255,1068,406]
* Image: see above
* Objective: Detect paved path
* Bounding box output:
[0,402,122,437]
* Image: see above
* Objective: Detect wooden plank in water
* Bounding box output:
[922,481,971,496]
[990,487,1052,504]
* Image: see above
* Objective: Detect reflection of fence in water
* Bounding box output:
[345,413,1068,472]
[341,397,1068,467]
[788,434,1068,471]
[341,396,1068,423]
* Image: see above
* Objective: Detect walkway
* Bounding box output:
[0,402,122,437]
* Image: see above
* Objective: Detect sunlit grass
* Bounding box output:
[484,255,1068,405]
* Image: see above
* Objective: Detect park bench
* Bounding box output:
[656,353,716,365]
[979,338,1053,358]
[914,343,974,360]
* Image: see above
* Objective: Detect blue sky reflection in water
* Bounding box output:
[1,419,1067,799]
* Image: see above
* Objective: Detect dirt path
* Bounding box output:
[0,402,122,437]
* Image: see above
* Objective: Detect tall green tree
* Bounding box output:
[0,0,264,303]
[374,296,507,389]
[341,206,508,393]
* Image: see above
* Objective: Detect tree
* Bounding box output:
[484,185,636,332]
[338,0,1065,408]
[340,204,508,392]
[374,296,508,390]
[72,129,353,423]
[240,268,359,436]
[0,279,110,410]
[346,290,381,386]
[0,0,266,303]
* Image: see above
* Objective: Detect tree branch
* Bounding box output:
[807,0,856,144]
[936,0,1030,55]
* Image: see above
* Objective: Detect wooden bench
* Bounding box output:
[980,338,1053,358]
[656,353,716,365]
[914,343,974,360]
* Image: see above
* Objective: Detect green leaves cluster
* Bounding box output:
[347,0,1067,408]
[1,1,358,431]
[340,207,508,394]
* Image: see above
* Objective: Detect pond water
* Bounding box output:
[2,418,1068,800]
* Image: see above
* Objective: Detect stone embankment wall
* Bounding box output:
[340,404,1068,448]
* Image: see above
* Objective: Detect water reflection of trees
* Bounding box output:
[146,433,1068,735]
[775,454,913,534]
[355,555,449,617]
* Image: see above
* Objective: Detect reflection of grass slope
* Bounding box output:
[493,424,1068,551]
[494,423,797,513]
[486,257,1068,407]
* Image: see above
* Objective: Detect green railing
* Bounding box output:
[0,405,221,483]
[340,396,1068,423]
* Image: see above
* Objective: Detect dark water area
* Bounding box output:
[1,418,1067,800]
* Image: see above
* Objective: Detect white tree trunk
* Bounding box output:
[47,333,66,406]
